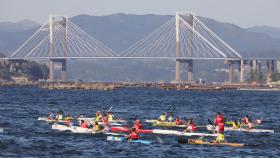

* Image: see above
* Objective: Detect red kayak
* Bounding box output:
[111,126,153,134]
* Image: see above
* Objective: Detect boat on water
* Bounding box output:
[107,136,152,144]
[206,125,274,133]
[187,139,244,147]
[52,124,124,136]
[146,119,187,128]
[111,126,218,137]
[38,117,123,126]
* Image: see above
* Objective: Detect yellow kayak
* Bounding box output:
[146,120,187,128]
[188,139,244,147]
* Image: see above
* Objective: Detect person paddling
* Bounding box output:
[108,112,114,122]
[126,127,139,140]
[183,117,197,132]
[80,120,89,128]
[133,119,142,129]
[158,112,167,122]
[93,121,102,132]
[48,112,56,120]
[214,133,225,143]
[214,112,225,134]
[56,112,63,120]
[175,117,183,125]
[242,115,251,124]
[168,112,175,122]
[102,113,109,131]
[65,114,72,127]
[232,120,240,129]
[95,111,103,122]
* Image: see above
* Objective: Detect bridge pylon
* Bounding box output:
[175,12,194,83]
[48,15,68,82]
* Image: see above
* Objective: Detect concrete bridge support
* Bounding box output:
[227,60,233,83]
[187,60,193,82]
[238,60,244,83]
[277,60,280,73]
[61,59,67,81]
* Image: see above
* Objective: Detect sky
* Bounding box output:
[0,0,280,28]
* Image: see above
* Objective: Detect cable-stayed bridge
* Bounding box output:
[2,12,280,83]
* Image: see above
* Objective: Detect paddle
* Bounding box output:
[107,106,113,112]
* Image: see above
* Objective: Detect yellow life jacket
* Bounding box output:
[159,114,166,121]
[216,134,225,143]
[108,114,113,121]
[65,117,72,121]
[57,114,63,120]
[94,124,102,131]
[95,114,103,122]
[232,123,240,129]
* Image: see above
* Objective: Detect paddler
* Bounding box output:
[108,112,114,122]
[126,127,139,140]
[158,112,167,122]
[168,112,175,122]
[93,121,103,132]
[175,117,183,125]
[214,112,225,133]
[80,120,89,128]
[133,119,142,129]
[95,111,103,122]
[65,114,72,127]
[48,112,56,120]
[232,120,240,129]
[242,115,251,124]
[56,112,63,120]
[214,133,225,143]
[102,113,109,131]
[242,115,255,129]
[183,117,197,132]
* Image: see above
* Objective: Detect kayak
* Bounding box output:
[111,126,218,137]
[77,117,127,123]
[107,136,152,144]
[146,120,187,128]
[38,117,66,123]
[52,124,101,134]
[206,125,274,133]
[38,117,122,126]
[187,139,244,147]
[52,124,124,136]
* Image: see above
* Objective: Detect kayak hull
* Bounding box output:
[146,120,187,128]
[38,117,122,126]
[188,139,244,147]
[111,126,218,137]
[107,136,152,144]
[52,124,123,136]
[206,125,274,133]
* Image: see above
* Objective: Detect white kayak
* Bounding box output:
[152,129,218,137]
[206,125,274,133]
[52,124,124,136]
[38,117,122,126]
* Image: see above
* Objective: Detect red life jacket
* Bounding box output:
[129,131,139,140]
[134,122,142,129]
[214,115,225,126]
[81,122,88,128]
[175,119,183,125]
[189,123,197,131]
[242,117,250,124]
[103,116,108,124]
